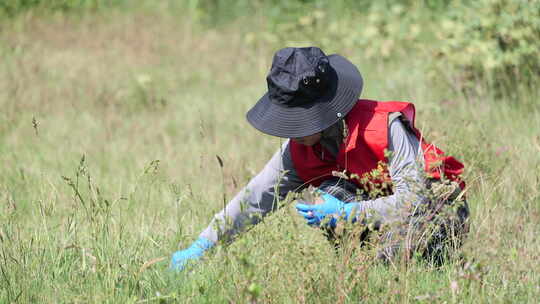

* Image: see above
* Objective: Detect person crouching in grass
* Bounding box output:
[170,47,469,271]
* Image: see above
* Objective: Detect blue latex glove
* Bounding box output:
[295,192,358,227]
[170,237,214,272]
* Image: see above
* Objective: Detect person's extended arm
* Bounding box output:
[171,141,305,271]
[350,117,426,222]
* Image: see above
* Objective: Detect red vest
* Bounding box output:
[290,100,465,192]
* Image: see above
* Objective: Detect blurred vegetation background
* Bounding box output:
[0,0,539,303]
[2,0,539,91]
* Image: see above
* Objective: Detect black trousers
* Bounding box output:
[318,178,469,265]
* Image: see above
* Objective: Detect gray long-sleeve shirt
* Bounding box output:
[199,116,425,243]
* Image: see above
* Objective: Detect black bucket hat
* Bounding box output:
[246,47,363,138]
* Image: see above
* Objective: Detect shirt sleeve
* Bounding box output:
[350,118,427,223]
[199,140,306,243]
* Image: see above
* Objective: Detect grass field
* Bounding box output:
[1,6,539,303]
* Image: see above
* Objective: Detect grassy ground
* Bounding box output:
[1,8,539,303]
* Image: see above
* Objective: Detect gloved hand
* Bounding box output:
[170,237,215,272]
[295,192,358,227]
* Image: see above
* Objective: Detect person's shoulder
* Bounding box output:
[388,112,403,125]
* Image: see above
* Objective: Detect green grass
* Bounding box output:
[1,8,539,303]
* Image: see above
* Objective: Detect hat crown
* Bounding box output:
[267,47,332,107]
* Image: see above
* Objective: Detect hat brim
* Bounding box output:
[246,54,363,138]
